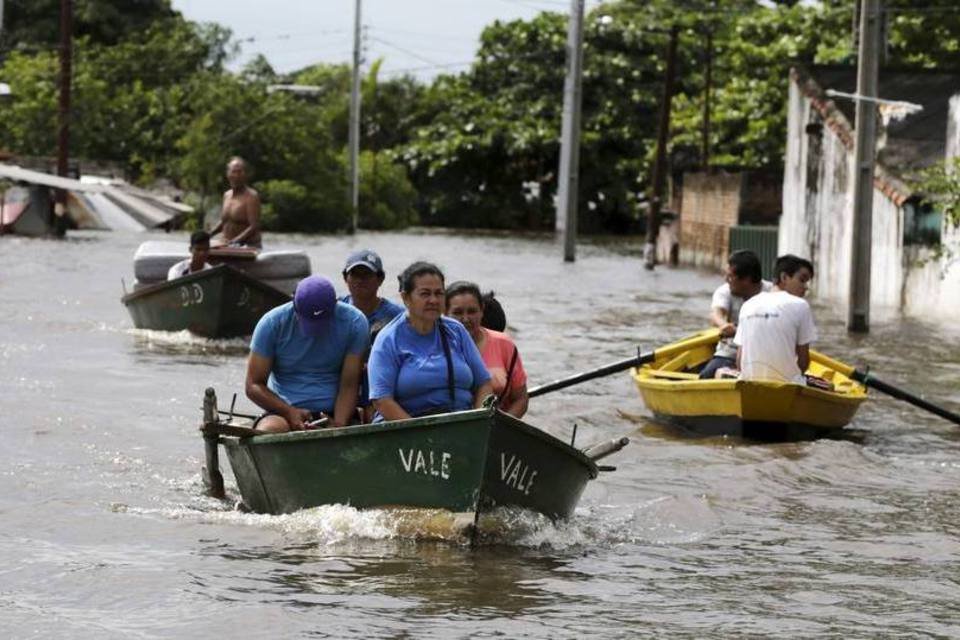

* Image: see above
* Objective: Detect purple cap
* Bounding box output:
[293,276,337,337]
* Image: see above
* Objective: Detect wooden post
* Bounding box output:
[201,387,226,499]
[848,0,881,333]
[644,26,679,270]
[702,27,712,170]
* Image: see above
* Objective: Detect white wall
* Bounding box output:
[779,82,810,259]
[904,95,960,318]
[780,78,905,313]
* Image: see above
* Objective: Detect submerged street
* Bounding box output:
[2,229,960,637]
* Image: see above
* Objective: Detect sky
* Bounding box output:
[171,0,605,81]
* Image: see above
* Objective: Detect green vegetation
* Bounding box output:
[911,158,960,229]
[0,0,959,232]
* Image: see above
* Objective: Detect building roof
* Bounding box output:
[791,65,960,205]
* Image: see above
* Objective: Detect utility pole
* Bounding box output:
[848,0,880,333]
[557,0,585,263]
[348,0,362,233]
[702,26,712,170]
[55,0,73,236]
[644,25,679,270]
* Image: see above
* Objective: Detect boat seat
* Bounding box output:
[647,370,700,380]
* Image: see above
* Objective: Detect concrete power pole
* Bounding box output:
[55,0,73,236]
[557,0,585,263]
[643,25,679,270]
[848,0,881,333]
[348,0,362,234]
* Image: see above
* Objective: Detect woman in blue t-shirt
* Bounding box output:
[367,261,492,421]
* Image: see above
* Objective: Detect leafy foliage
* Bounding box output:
[1,0,177,50]
[2,0,960,233]
[911,158,960,229]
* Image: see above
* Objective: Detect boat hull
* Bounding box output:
[220,408,598,519]
[632,330,868,438]
[122,265,290,338]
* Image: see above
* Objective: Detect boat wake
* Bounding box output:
[128,479,722,550]
[127,329,250,355]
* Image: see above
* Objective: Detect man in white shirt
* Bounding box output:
[699,250,773,379]
[733,255,817,384]
[167,230,213,280]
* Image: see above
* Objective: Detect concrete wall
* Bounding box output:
[904,95,960,318]
[780,79,905,313]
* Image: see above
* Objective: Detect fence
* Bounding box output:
[728,225,778,280]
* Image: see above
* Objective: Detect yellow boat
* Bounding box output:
[630,330,868,439]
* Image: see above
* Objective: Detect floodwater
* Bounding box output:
[2,229,960,638]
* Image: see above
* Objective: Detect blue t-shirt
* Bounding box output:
[368,315,491,419]
[339,295,405,408]
[250,301,369,413]
[339,295,405,336]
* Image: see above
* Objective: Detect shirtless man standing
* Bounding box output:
[210,157,262,248]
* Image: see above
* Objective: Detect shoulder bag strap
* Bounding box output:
[437,321,456,411]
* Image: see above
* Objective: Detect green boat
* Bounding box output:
[200,389,627,525]
[122,265,290,338]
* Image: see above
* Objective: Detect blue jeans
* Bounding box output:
[699,356,736,380]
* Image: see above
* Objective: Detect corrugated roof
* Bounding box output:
[0,163,190,231]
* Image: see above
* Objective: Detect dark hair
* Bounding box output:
[481,291,506,332]
[774,254,814,283]
[445,281,483,307]
[398,261,444,294]
[190,230,211,247]
[728,250,762,283]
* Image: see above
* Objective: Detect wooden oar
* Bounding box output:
[811,350,960,427]
[528,329,720,398]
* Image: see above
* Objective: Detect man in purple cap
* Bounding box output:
[245,275,369,432]
[340,249,404,421]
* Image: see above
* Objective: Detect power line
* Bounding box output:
[235,29,347,43]
[366,26,477,42]
[367,35,441,67]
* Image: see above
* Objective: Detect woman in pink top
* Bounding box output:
[445,282,529,418]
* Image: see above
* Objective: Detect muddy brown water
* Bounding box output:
[2,229,960,638]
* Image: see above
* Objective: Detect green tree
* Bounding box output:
[401,11,673,231]
[358,150,418,229]
[1,0,177,50]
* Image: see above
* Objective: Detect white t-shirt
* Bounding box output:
[167,259,212,281]
[733,290,817,383]
[711,280,773,359]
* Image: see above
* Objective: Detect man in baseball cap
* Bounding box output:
[246,275,369,432]
[339,249,404,422]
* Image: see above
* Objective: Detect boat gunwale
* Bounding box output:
[632,369,868,405]
[121,263,290,305]
[221,406,599,476]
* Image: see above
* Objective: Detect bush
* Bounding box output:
[358,151,419,229]
[259,179,350,232]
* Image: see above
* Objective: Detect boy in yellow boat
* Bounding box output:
[699,250,772,379]
[734,255,817,384]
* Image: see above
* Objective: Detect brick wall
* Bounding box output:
[679,170,783,270]
[679,171,743,270]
